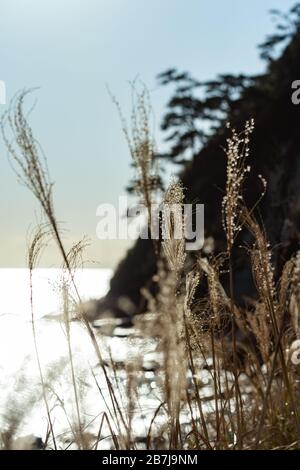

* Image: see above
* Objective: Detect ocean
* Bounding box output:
[0,268,162,448]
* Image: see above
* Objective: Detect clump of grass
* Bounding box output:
[2,90,300,450]
[138,120,300,450]
[1,90,130,448]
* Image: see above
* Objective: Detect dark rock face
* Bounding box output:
[94,238,157,319]
[97,33,300,319]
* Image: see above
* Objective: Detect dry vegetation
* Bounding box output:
[1,90,300,450]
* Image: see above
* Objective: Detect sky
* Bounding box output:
[0,0,296,268]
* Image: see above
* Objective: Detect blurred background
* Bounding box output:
[0,0,295,268]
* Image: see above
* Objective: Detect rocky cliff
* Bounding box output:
[96,27,300,321]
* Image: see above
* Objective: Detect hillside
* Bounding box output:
[96,26,300,321]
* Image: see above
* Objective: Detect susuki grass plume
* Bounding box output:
[111,84,159,212]
[222,120,254,251]
[161,180,186,273]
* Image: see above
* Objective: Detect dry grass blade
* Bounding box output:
[27,225,57,449]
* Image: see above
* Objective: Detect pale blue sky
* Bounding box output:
[0,0,296,267]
